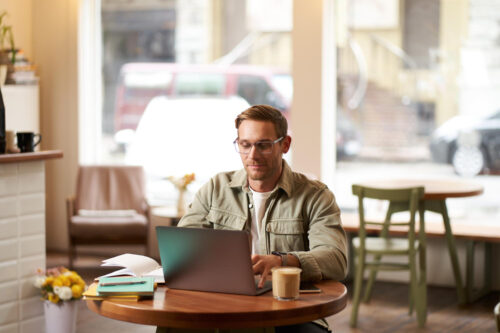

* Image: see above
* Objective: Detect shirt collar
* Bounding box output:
[228,160,293,197]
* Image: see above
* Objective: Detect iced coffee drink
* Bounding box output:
[271,267,302,301]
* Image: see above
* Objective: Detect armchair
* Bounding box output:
[67,165,150,268]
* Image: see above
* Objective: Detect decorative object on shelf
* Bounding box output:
[34,267,87,333]
[8,49,37,84]
[0,11,16,85]
[167,173,195,216]
[5,130,18,153]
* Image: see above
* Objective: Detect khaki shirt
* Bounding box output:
[178,160,348,282]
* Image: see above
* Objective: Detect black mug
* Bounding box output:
[17,132,41,153]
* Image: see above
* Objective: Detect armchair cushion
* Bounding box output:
[77,209,138,217]
[70,213,148,238]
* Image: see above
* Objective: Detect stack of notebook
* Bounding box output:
[83,277,156,301]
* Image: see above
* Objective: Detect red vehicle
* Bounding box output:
[114,63,292,132]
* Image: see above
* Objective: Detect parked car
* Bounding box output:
[429,110,500,175]
[114,62,361,160]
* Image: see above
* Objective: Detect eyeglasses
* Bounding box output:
[233,137,284,155]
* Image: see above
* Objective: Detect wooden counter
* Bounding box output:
[0,150,63,163]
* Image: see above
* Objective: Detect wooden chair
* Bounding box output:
[66,165,150,268]
[350,185,426,327]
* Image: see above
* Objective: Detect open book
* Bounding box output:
[98,253,164,283]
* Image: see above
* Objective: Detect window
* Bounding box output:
[335,0,500,219]
[83,0,293,206]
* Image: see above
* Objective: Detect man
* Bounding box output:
[179,104,347,332]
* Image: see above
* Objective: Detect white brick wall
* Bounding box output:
[0,161,46,333]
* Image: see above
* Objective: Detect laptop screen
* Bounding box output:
[156,226,270,295]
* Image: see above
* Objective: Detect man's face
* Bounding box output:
[237,120,290,187]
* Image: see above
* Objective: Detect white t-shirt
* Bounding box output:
[249,187,275,255]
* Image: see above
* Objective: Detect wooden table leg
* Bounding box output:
[466,240,492,303]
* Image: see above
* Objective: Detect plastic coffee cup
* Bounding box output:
[271,267,302,301]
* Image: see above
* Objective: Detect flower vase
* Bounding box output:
[44,300,78,333]
[177,188,186,216]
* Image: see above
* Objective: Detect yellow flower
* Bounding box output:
[52,277,63,287]
[35,266,86,303]
[168,173,196,190]
[44,276,54,287]
[48,293,60,304]
[61,275,71,286]
[71,284,83,298]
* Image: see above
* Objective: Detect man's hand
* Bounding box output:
[251,254,282,288]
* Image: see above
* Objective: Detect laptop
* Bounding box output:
[156,226,272,296]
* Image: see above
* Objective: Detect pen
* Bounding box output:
[100,280,147,286]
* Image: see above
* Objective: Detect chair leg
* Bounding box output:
[68,240,75,269]
[416,265,428,327]
[408,252,418,315]
[416,206,427,325]
[350,251,365,328]
[409,277,415,315]
[362,203,397,302]
[415,272,427,327]
[362,266,378,303]
[416,243,427,326]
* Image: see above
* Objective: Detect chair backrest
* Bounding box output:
[352,184,425,246]
[75,165,147,214]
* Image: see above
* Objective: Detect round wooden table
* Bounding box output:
[86,280,347,329]
[355,179,484,304]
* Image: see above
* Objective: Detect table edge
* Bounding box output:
[86,281,348,328]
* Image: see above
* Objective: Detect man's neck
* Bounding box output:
[249,180,277,193]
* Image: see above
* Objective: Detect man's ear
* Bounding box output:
[282,135,292,154]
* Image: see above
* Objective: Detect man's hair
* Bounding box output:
[235,105,288,138]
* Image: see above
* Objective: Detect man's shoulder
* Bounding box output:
[203,169,245,191]
[211,169,241,183]
[289,169,328,191]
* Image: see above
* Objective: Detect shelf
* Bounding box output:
[0,150,63,163]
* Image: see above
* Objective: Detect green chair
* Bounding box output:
[350,185,427,328]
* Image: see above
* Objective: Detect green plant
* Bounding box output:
[0,11,15,63]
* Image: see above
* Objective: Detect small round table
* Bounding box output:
[86,280,347,330]
[356,179,484,304]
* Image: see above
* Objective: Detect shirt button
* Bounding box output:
[249,204,253,209]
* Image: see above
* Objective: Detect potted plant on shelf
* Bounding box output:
[0,11,15,85]
[34,267,87,333]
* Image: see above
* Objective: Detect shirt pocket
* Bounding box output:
[266,219,306,251]
[207,208,246,230]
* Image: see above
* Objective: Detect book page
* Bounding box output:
[143,267,165,283]
[98,267,136,279]
[102,253,161,276]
